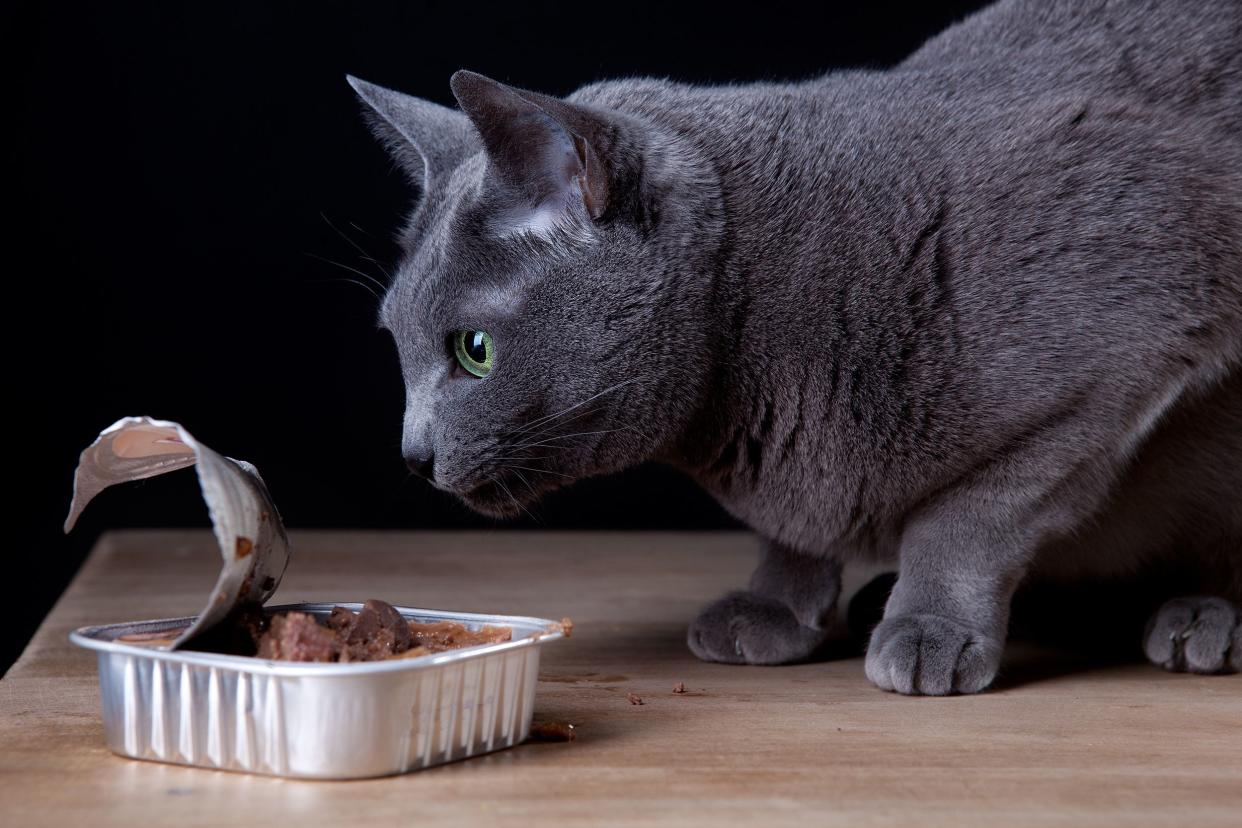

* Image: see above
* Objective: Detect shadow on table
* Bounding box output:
[533,572,1186,703]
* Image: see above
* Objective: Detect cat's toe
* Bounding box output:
[687,590,830,665]
[864,613,1002,695]
[1143,596,1240,675]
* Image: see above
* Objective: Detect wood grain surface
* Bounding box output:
[2,530,1239,827]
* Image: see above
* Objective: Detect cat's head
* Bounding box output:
[351,71,722,517]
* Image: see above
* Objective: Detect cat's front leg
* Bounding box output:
[688,540,842,665]
[864,501,1025,695]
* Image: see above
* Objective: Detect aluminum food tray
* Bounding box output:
[70,603,564,779]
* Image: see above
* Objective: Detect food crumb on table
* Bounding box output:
[627,692,644,705]
[672,682,686,694]
[528,721,576,742]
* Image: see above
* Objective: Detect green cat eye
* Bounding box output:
[453,330,494,378]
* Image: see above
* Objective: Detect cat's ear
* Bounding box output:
[449,70,610,222]
[346,75,476,188]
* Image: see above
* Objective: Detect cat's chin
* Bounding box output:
[455,479,539,520]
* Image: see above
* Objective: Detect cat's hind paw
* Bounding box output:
[1144,596,1240,674]
[864,613,1003,695]
[687,591,831,665]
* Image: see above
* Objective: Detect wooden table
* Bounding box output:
[2,530,1239,827]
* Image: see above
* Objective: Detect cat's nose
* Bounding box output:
[402,405,437,481]
[405,451,435,481]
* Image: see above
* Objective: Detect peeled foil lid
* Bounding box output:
[65,417,291,649]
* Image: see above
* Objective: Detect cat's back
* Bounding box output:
[902,0,1242,138]
[575,0,1241,137]
[571,0,1241,200]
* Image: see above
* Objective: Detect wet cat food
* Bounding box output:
[208,599,512,663]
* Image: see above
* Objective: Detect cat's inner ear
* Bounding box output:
[347,75,476,189]
[449,70,609,226]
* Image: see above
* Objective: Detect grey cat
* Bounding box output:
[350,0,1242,694]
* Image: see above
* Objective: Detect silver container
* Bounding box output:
[70,603,565,779]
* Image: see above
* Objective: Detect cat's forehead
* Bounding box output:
[380,153,596,331]
[380,167,542,329]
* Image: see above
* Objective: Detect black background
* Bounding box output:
[11,0,989,672]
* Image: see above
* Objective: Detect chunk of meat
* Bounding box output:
[257,612,339,662]
[326,606,357,634]
[341,599,416,662]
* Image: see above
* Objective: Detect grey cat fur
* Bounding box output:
[352,0,1242,694]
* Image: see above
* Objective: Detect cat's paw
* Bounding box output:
[1144,596,1240,674]
[687,590,830,665]
[864,613,1003,695]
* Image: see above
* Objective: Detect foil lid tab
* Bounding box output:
[64,417,291,649]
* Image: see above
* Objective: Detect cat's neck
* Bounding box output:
[653,82,965,549]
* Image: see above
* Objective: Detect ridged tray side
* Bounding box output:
[96,645,542,778]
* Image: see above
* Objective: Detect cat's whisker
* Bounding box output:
[506,439,586,453]
[347,220,377,239]
[303,252,387,295]
[506,379,639,437]
[499,468,547,524]
[316,277,381,301]
[503,405,602,439]
[495,457,563,466]
[618,422,656,444]
[515,425,623,443]
[510,430,615,451]
[504,408,604,442]
[507,467,540,499]
[492,474,538,522]
[320,212,393,280]
[500,464,572,479]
